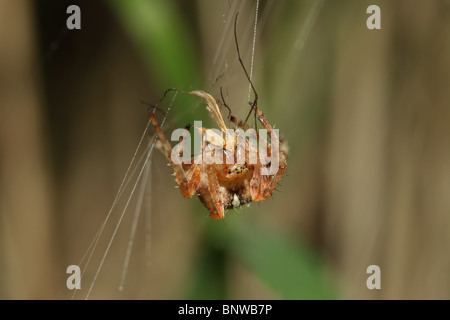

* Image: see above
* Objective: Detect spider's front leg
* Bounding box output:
[149,113,200,197]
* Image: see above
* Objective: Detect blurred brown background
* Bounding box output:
[0,0,449,299]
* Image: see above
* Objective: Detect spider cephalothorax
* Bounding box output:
[148,15,287,219]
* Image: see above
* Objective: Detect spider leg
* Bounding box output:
[230,113,272,159]
[250,161,287,201]
[253,114,288,201]
[197,132,225,220]
[197,169,224,220]
[220,87,232,126]
[241,104,288,202]
[230,115,250,130]
[234,13,258,128]
[149,112,200,197]
[233,14,288,201]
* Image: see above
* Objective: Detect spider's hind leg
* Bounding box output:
[231,103,288,203]
[149,112,200,198]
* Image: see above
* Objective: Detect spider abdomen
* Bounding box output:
[217,170,253,210]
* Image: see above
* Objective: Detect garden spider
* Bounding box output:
[148,15,288,219]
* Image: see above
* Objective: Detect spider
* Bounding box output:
[148,15,288,220]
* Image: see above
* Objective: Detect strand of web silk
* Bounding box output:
[71,146,150,300]
[211,0,246,86]
[142,95,171,268]
[84,94,175,300]
[71,118,151,300]
[212,0,239,75]
[294,0,325,53]
[144,155,152,267]
[248,0,260,102]
[84,135,154,299]
[118,156,151,291]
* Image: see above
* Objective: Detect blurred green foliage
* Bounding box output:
[191,217,337,299]
[108,0,202,90]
